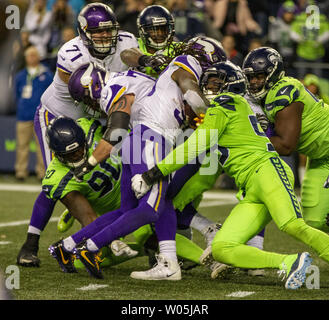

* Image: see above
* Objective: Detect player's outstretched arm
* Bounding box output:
[73,95,134,182]
[121,47,145,67]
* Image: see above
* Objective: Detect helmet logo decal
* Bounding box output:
[66,142,79,151]
[78,16,88,30]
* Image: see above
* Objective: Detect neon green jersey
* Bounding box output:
[158,93,278,189]
[263,76,329,160]
[42,118,121,215]
[137,38,181,78]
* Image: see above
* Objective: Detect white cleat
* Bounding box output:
[199,246,214,266]
[110,240,138,258]
[284,252,312,290]
[200,246,232,279]
[202,223,222,247]
[130,254,181,281]
[209,261,231,279]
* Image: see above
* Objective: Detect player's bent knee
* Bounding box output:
[212,240,238,265]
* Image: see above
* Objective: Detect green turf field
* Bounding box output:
[0,175,328,301]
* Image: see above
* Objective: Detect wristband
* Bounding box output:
[142,166,165,185]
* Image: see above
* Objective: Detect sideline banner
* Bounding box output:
[0,116,37,172]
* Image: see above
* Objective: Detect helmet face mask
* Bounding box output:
[88,26,119,54]
[200,61,246,99]
[137,5,175,50]
[242,47,285,101]
[46,117,88,168]
[78,3,119,58]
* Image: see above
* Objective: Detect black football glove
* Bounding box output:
[256,113,270,132]
[73,160,95,182]
[138,54,168,70]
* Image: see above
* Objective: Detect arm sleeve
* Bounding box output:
[157,106,228,176]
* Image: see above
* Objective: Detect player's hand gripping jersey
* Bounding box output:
[262,76,329,160]
[42,118,121,215]
[41,33,138,119]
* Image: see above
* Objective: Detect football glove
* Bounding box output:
[131,166,165,199]
[256,113,270,132]
[131,174,151,199]
[138,54,168,70]
[73,160,95,182]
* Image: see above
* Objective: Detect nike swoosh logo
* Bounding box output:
[80,250,97,268]
[280,88,288,95]
[166,270,178,277]
[209,113,216,116]
[60,55,66,61]
[59,247,69,265]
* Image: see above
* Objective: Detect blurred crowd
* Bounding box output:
[0,0,329,181]
[1,0,329,114]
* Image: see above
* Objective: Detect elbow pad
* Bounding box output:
[103,111,130,146]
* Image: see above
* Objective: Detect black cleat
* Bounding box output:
[17,233,40,267]
[17,247,40,267]
[74,240,103,279]
[48,240,77,273]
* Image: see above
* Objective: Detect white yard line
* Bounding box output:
[0,183,41,192]
[76,284,109,291]
[226,291,255,298]
[0,217,59,228]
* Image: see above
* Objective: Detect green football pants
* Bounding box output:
[212,157,329,269]
[301,157,329,232]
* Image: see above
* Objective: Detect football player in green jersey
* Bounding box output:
[44,117,141,271]
[243,47,329,233]
[120,5,179,78]
[131,61,329,289]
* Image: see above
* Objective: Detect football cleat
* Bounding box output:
[200,246,232,279]
[74,240,103,279]
[130,254,181,280]
[278,252,312,289]
[202,223,222,247]
[209,261,232,279]
[48,240,77,273]
[57,209,75,233]
[17,247,40,267]
[110,240,138,258]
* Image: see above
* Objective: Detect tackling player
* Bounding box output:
[44,116,139,273]
[48,37,227,281]
[242,47,329,233]
[131,61,329,289]
[17,2,139,267]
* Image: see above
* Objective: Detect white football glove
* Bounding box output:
[131,174,151,199]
